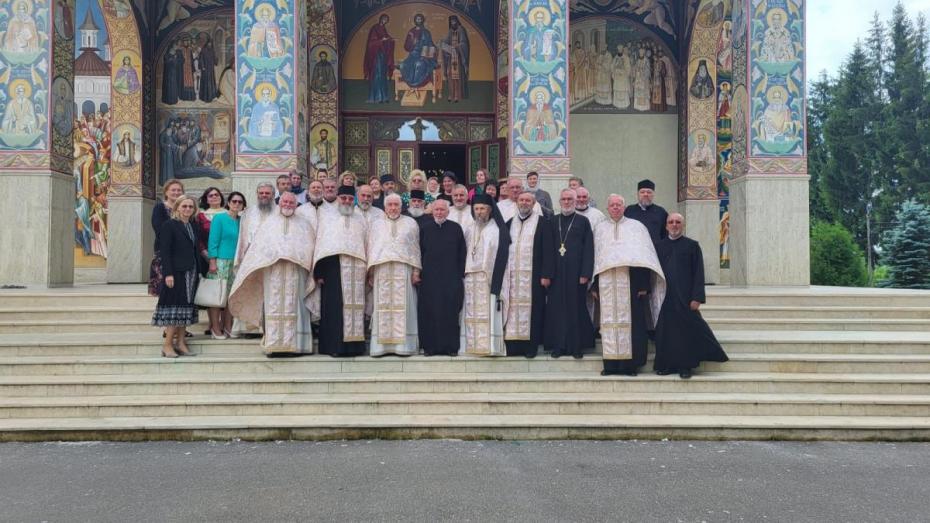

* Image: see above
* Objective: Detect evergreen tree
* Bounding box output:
[807,73,835,224]
[810,222,869,287]
[823,42,880,260]
[881,200,930,288]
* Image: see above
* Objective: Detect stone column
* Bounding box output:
[103,1,151,283]
[0,1,74,286]
[232,0,307,197]
[509,0,570,194]
[728,0,809,286]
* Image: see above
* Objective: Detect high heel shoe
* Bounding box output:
[175,344,195,357]
[211,330,227,340]
[161,349,179,359]
[225,330,240,339]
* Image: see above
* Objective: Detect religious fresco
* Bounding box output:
[235,0,296,155]
[749,0,803,156]
[157,108,232,183]
[716,9,734,268]
[569,17,677,114]
[569,0,678,57]
[156,13,234,183]
[495,0,508,138]
[511,0,567,158]
[0,0,51,151]
[340,0,497,48]
[341,4,494,113]
[156,0,224,37]
[307,0,337,177]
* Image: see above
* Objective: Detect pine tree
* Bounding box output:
[881,200,930,288]
[823,42,881,260]
[807,73,835,224]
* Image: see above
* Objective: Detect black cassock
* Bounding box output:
[314,255,366,357]
[602,267,653,374]
[505,214,554,358]
[654,236,728,371]
[624,203,669,243]
[418,219,466,355]
[162,50,181,105]
[198,42,218,102]
[544,212,595,357]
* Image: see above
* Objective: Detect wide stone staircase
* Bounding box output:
[0,285,928,441]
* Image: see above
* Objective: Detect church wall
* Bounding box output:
[569,113,679,212]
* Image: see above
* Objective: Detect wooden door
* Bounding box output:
[467,138,507,184]
[372,141,418,190]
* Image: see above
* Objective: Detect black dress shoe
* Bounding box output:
[524,352,537,359]
[655,369,674,376]
[572,353,583,360]
[551,351,562,359]
[679,369,692,379]
[600,370,613,376]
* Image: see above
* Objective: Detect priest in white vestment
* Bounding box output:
[461,194,511,356]
[498,178,542,222]
[357,184,385,225]
[312,186,370,357]
[367,194,421,356]
[575,187,606,229]
[228,192,316,355]
[593,194,666,376]
[296,179,331,230]
[231,182,277,337]
[447,184,474,230]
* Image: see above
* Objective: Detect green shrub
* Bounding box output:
[810,221,869,287]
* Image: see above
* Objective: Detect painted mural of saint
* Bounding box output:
[761,11,796,63]
[758,88,795,143]
[441,15,469,102]
[179,36,197,101]
[525,11,552,62]
[198,33,219,102]
[115,131,137,167]
[399,13,438,89]
[4,0,40,53]
[311,128,335,170]
[247,4,285,58]
[570,41,589,102]
[363,14,394,103]
[658,50,677,107]
[689,60,715,100]
[611,46,631,110]
[310,50,337,94]
[651,56,668,112]
[594,45,612,105]
[249,87,283,139]
[523,91,556,142]
[632,46,652,111]
[2,84,38,135]
[689,133,714,170]
[114,56,142,95]
[161,44,182,105]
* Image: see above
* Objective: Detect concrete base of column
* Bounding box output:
[0,171,74,286]
[680,199,721,285]
[106,196,155,283]
[729,174,810,286]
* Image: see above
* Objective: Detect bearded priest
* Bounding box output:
[313,186,369,357]
[593,194,666,376]
[503,190,554,358]
[228,192,317,356]
[461,194,511,356]
[367,194,422,356]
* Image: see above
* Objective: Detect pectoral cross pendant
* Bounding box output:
[559,243,567,257]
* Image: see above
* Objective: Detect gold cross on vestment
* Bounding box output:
[559,243,567,257]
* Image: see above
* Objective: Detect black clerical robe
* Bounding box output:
[544,212,595,357]
[505,214,554,357]
[654,236,728,371]
[418,219,466,355]
[624,203,669,243]
[314,255,367,357]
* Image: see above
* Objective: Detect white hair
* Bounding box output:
[607,193,625,206]
[385,193,402,205]
[256,182,274,192]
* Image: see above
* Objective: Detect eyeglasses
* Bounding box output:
[229,200,244,204]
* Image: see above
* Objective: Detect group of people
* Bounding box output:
[149,170,727,378]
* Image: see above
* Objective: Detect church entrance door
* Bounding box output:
[419,143,467,180]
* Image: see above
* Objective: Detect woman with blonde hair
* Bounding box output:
[149,179,185,297]
[152,195,207,357]
[402,169,434,207]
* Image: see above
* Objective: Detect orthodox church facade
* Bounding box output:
[0,0,808,289]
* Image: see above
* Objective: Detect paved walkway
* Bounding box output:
[1,440,926,521]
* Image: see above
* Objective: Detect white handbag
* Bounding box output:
[194,277,229,308]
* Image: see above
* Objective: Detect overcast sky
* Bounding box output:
[808,0,930,79]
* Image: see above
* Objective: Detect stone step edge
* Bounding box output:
[1,414,929,432]
[1,371,928,385]
[1,352,929,365]
[2,392,930,409]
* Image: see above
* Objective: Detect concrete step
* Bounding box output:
[1,372,928,397]
[702,305,930,320]
[1,413,929,442]
[705,286,930,307]
[0,319,216,334]
[0,307,156,323]
[0,293,154,309]
[717,330,930,355]
[1,352,929,376]
[707,318,930,332]
[1,392,928,419]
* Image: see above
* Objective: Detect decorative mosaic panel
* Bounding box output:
[344,118,370,147]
